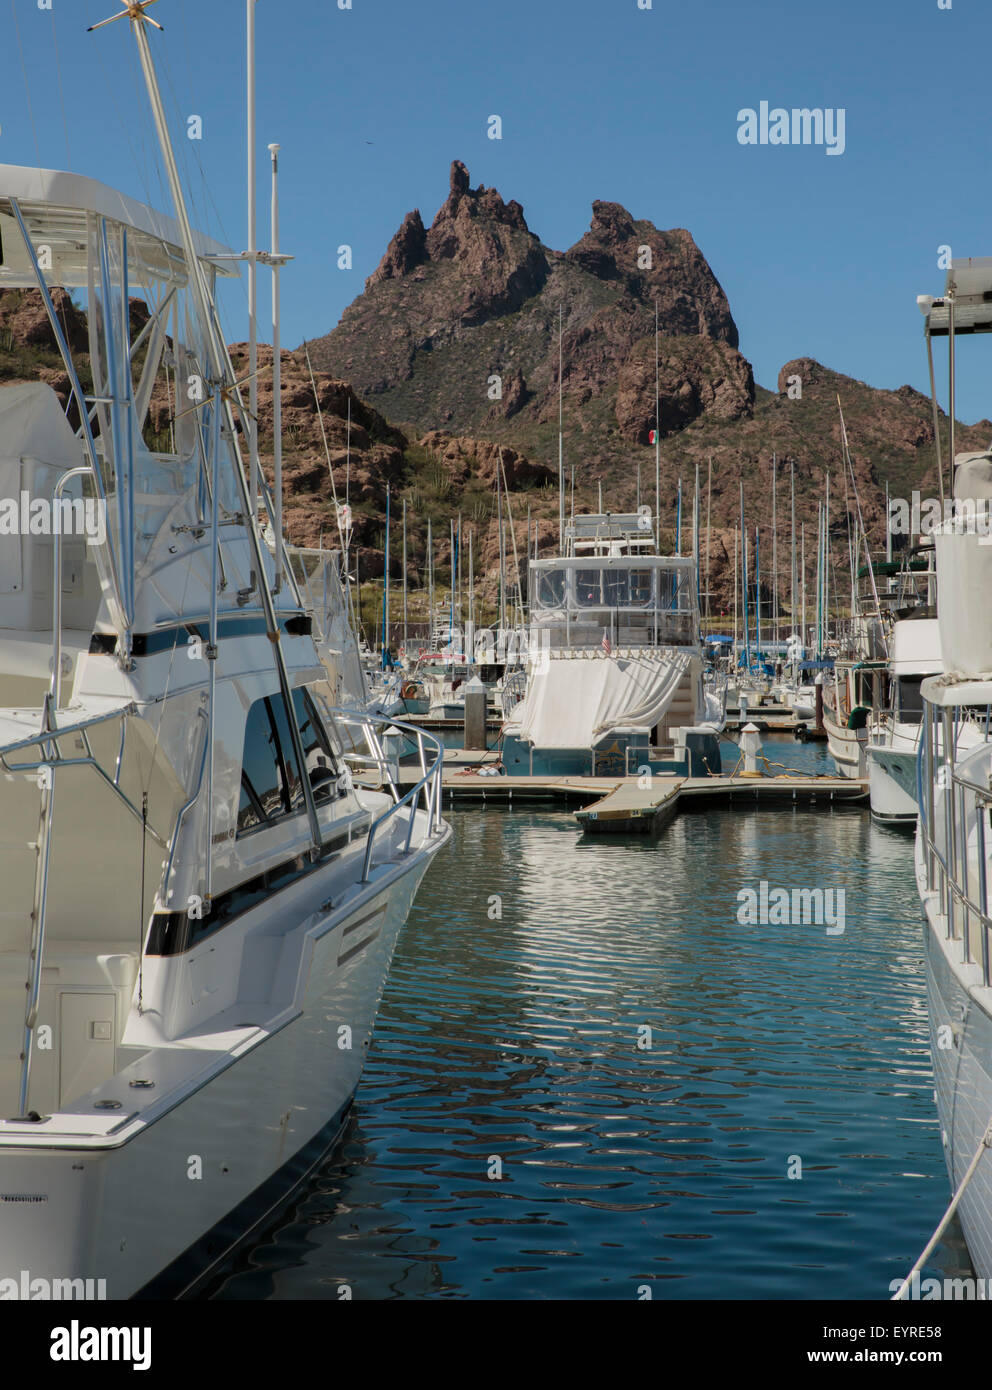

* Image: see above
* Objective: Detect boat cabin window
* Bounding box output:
[537,568,566,607]
[630,569,653,605]
[293,688,342,804]
[575,569,603,607]
[896,676,924,724]
[591,568,654,607]
[657,570,678,609]
[237,690,343,836]
[238,696,302,835]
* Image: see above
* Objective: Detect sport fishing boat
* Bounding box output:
[0,17,447,1299]
[501,512,723,777]
[914,262,992,1283]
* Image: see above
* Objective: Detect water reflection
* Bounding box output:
[205,737,964,1300]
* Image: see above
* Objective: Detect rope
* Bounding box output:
[758,754,837,780]
[138,792,147,1014]
[891,1118,992,1300]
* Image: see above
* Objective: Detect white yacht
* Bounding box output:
[915,262,992,1282]
[0,28,447,1299]
[501,513,724,778]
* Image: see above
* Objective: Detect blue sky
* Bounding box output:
[2,0,991,424]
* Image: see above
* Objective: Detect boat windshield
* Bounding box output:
[537,568,566,607]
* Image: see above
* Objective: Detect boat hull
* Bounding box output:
[922,897,992,1282]
[0,843,443,1299]
[867,743,919,825]
[822,708,867,779]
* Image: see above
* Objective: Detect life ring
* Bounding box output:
[401,681,418,699]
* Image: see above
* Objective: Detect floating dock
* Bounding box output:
[378,748,868,832]
[576,771,867,834]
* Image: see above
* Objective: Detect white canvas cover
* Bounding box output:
[509,648,692,749]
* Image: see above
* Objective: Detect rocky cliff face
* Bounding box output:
[309,162,753,472]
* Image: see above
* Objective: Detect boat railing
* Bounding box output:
[499,669,527,717]
[0,698,167,1116]
[918,701,992,985]
[329,708,445,882]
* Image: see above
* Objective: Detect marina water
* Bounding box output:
[207,737,965,1300]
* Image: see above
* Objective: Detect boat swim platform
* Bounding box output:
[377,749,868,831]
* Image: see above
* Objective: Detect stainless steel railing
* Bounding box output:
[328,708,446,882]
[918,701,992,984]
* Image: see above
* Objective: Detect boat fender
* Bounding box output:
[847,704,871,730]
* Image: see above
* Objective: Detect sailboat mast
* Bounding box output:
[654,299,661,551]
[449,517,455,649]
[383,484,390,664]
[771,454,778,649]
[801,522,807,648]
[526,505,531,610]
[427,516,434,644]
[728,525,733,667]
[246,0,259,524]
[268,141,283,592]
[497,462,506,634]
[743,526,751,669]
[345,397,351,564]
[755,525,761,657]
[468,527,475,653]
[402,495,408,655]
[790,459,796,645]
[700,455,705,631]
[824,472,830,647]
[694,459,700,618]
[558,304,564,550]
[815,501,822,659]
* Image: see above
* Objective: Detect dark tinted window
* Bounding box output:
[293,688,341,805]
[575,570,602,607]
[237,696,302,836]
[897,676,924,723]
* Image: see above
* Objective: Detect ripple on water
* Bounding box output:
[206,738,965,1300]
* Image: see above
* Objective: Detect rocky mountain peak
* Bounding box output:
[309,162,750,463]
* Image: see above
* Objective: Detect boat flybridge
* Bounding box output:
[501,512,724,777]
[0,31,448,1298]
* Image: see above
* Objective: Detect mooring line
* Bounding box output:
[891,1118,992,1300]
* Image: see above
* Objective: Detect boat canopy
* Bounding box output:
[0,164,236,290]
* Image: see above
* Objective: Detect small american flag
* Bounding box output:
[601,629,612,656]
